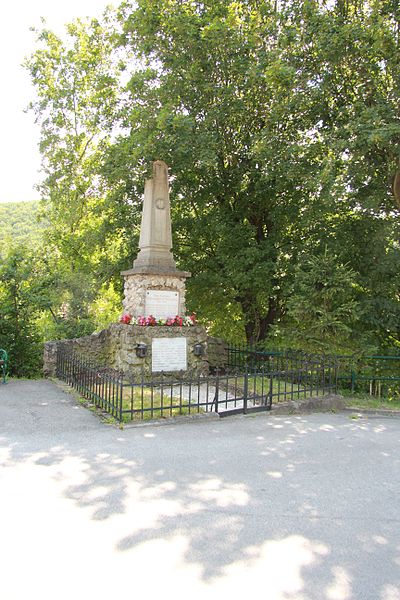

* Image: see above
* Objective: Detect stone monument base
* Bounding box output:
[44,323,209,379]
[121,269,191,319]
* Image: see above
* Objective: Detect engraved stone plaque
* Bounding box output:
[152,338,187,372]
[145,290,179,320]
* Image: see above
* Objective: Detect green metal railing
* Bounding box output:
[228,346,400,397]
[228,345,283,371]
[0,349,8,384]
[336,355,400,396]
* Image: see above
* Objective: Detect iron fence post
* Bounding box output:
[268,374,273,410]
[119,372,123,422]
[243,369,248,414]
[214,369,219,413]
[351,370,356,393]
[333,357,338,394]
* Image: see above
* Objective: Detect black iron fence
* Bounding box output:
[228,345,400,398]
[56,347,337,422]
[57,350,124,420]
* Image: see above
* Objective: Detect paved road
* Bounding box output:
[1,379,399,600]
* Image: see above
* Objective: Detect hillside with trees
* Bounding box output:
[1,0,399,377]
[0,201,45,251]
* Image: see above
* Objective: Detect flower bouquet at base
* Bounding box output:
[119,313,197,327]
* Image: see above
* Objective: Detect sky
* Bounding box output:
[1,1,114,203]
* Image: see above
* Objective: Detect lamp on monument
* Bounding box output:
[193,342,204,357]
[135,343,148,359]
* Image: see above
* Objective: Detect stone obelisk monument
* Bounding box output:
[121,160,191,319]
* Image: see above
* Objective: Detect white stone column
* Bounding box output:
[133,160,177,272]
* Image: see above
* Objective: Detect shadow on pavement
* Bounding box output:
[1,379,399,598]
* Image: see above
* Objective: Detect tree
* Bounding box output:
[275,251,361,354]
[109,0,334,342]
[303,0,400,350]
[0,201,44,250]
[0,247,46,376]
[111,0,400,347]
[25,14,133,330]
[25,0,400,352]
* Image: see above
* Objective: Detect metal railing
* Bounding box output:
[56,350,124,420]
[335,354,400,396]
[228,345,333,373]
[56,348,337,422]
[0,348,8,384]
[228,344,282,370]
[228,345,400,398]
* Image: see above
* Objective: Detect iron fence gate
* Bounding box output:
[56,348,337,422]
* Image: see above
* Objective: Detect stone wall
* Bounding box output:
[206,336,229,370]
[114,324,208,376]
[44,323,210,378]
[122,273,188,318]
[43,327,115,377]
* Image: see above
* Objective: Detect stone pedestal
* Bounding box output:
[114,324,208,377]
[43,323,209,379]
[121,269,191,319]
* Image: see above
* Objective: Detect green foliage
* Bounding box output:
[112,0,331,342]
[89,282,121,332]
[0,246,45,377]
[26,16,129,255]
[111,0,400,348]
[273,252,361,354]
[23,14,134,348]
[0,201,45,252]
[14,0,400,375]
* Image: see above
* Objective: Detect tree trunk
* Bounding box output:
[240,295,279,345]
[392,170,400,210]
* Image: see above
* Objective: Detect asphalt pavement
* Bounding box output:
[1,379,399,600]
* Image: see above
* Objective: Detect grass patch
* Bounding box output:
[340,389,400,411]
[230,374,331,403]
[120,385,205,422]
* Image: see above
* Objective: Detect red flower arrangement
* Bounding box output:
[120,313,132,324]
[119,313,197,326]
